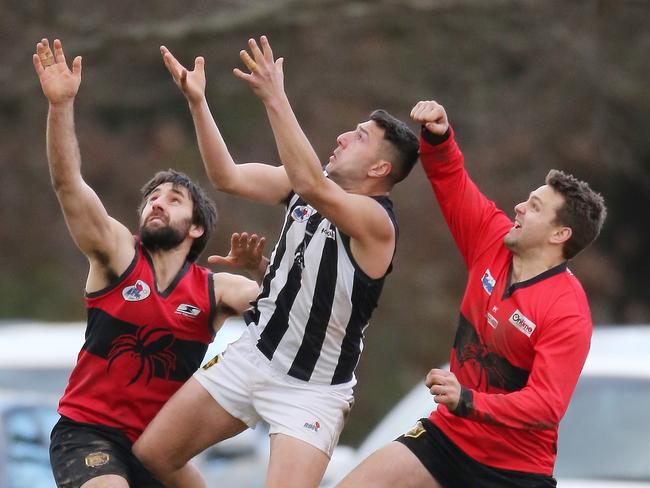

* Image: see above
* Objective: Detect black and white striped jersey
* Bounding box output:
[244,192,397,385]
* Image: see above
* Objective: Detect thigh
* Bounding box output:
[265,433,330,488]
[133,377,248,471]
[336,441,442,488]
[81,475,129,488]
[50,418,131,488]
[257,379,353,457]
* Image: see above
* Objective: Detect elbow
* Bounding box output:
[529,398,563,431]
[205,167,241,194]
[207,172,235,193]
[50,172,79,195]
[292,175,324,201]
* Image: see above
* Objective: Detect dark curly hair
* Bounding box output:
[546,169,607,259]
[138,169,217,262]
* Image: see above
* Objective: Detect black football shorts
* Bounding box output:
[396,418,557,488]
[49,416,163,488]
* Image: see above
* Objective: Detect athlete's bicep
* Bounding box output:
[212,273,260,314]
[221,164,292,205]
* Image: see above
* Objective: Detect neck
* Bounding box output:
[511,252,565,284]
[144,245,190,292]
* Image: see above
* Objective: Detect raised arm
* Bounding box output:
[411,100,512,268]
[160,46,291,205]
[233,36,395,278]
[33,39,134,291]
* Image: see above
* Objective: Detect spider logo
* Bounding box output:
[107,327,176,385]
[457,343,508,391]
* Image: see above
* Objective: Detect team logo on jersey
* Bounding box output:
[509,309,536,337]
[291,205,316,222]
[303,420,321,432]
[486,312,499,329]
[85,451,110,467]
[175,303,201,317]
[122,280,151,301]
[320,227,336,240]
[404,420,426,439]
[481,269,496,295]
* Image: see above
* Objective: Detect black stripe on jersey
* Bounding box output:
[453,313,529,392]
[257,210,323,360]
[85,308,208,384]
[288,224,339,381]
[85,246,138,299]
[249,197,300,325]
[257,260,303,360]
[332,271,385,385]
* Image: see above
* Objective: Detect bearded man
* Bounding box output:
[34,38,265,488]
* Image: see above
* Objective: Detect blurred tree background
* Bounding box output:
[0,0,648,444]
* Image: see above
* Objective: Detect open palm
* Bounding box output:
[33,38,81,105]
[160,46,206,105]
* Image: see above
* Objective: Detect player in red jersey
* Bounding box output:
[33,38,265,488]
[336,100,607,488]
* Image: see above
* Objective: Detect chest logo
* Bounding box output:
[481,269,496,295]
[486,312,499,329]
[291,205,316,223]
[509,310,536,337]
[320,227,336,240]
[176,303,201,317]
[122,280,151,301]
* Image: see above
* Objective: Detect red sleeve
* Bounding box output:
[452,299,592,431]
[420,127,513,269]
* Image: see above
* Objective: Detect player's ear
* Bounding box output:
[190,224,205,239]
[369,159,392,178]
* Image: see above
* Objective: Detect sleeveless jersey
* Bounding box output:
[58,242,216,442]
[245,192,397,385]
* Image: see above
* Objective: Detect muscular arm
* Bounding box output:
[234,37,395,278]
[212,272,259,316]
[34,39,134,291]
[412,101,512,268]
[160,47,291,205]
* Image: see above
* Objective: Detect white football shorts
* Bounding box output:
[194,330,354,457]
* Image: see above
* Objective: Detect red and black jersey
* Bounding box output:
[58,241,216,442]
[420,127,592,475]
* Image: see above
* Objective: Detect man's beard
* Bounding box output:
[140,219,191,253]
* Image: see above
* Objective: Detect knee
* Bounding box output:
[133,437,168,478]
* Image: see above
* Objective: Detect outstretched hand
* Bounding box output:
[160,46,206,106]
[232,35,285,104]
[33,38,82,105]
[410,100,449,136]
[208,232,266,272]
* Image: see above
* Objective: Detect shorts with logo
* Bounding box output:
[50,416,163,488]
[396,418,557,488]
[194,331,354,457]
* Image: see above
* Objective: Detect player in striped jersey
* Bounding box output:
[134,37,419,488]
